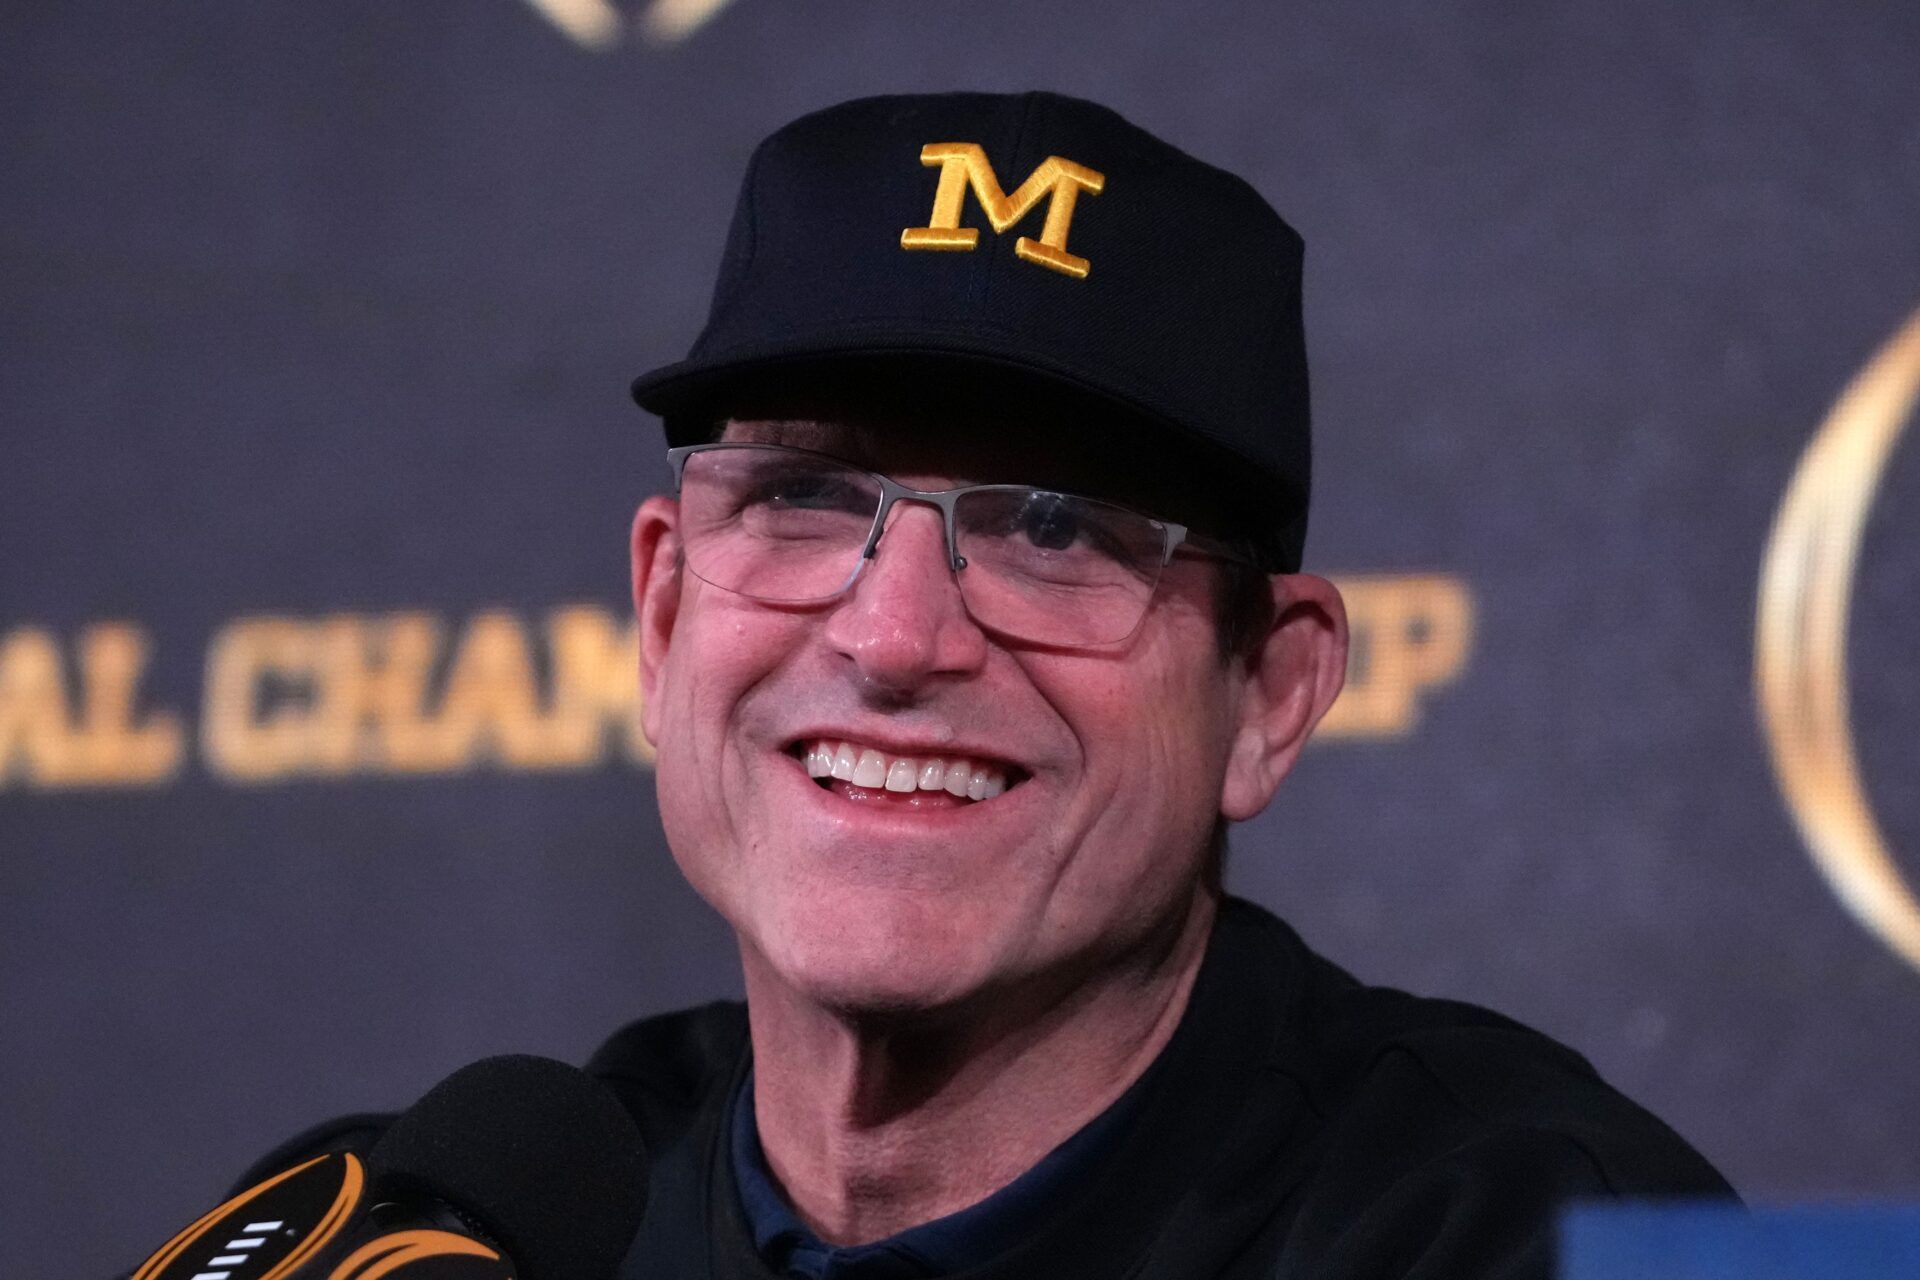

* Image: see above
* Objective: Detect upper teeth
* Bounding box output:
[803,740,1007,800]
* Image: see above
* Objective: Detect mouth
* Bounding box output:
[785,738,1029,807]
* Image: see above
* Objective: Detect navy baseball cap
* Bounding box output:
[631,91,1311,572]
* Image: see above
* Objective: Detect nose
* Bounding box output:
[822,500,988,696]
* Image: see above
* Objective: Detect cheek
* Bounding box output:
[648,660,729,905]
[1040,638,1235,883]
[648,602,797,890]
[1081,628,1232,775]
[654,596,787,753]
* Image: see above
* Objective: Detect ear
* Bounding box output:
[1219,573,1349,821]
[630,494,683,748]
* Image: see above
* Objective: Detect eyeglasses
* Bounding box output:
[667,442,1255,647]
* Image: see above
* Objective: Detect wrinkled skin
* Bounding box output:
[630,413,1347,1242]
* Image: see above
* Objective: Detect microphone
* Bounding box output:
[132,1055,649,1280]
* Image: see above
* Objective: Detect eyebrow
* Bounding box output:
[718,418,889,460]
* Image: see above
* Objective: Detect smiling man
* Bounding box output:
[597,92,1733,1278]
[213,91,1729,1280]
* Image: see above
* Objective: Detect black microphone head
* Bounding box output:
[367,1054,648,1280]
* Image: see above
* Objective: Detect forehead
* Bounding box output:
[719,417,1127,493]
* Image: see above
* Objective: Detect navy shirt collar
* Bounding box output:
[729,1061,1157,1279]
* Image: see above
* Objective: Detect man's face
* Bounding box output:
[632,404,1311,1018]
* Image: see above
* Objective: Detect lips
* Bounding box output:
[789,738,1022,803]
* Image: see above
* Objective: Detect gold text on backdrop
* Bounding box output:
[1756,304,1920,971]
[0,577,1472,789]
[202,607,649,781]
[0,625,182,786]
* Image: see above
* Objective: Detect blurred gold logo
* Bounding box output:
[1756,304,1920,971]
[522,0,738,47]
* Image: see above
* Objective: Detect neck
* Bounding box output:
[738,887,1219,1246]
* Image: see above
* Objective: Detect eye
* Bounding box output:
[744,467,871,515]
[1018,495,1084,550]
[962,491,1149,562]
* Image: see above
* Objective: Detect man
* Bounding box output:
[609,89,1732,1276]
[238,91,1733,1277]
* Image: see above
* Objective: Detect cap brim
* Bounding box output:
[633,328,1184,446]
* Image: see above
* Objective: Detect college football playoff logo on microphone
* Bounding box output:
[323,1230,509,1279]
[133,1153,365,1280]
[131,1152,511,1280]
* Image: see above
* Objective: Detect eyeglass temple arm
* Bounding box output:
[1165,524,1265,571]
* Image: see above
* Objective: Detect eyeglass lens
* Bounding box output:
[675,445,1170,646]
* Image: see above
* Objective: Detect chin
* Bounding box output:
[757,885,1002,1017]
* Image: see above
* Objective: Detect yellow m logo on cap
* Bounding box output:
[901,143,1106,280]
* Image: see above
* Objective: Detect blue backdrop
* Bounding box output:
[4,3,1918,1275]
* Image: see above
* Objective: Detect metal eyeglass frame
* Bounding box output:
[666,442,1260,640]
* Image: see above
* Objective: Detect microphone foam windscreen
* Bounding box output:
[367,1054,649,1280]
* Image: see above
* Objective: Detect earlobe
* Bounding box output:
[631,495,683,746]
[1218,573,1349,821]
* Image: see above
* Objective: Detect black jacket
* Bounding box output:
[232,898,1734,1278]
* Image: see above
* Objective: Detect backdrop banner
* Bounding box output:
[4,3,1918,1274]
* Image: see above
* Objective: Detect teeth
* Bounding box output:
[851,750,888,788]
[802,740,1010,803]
